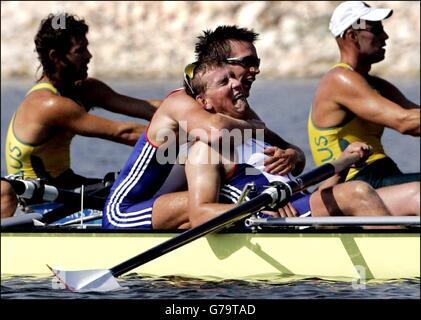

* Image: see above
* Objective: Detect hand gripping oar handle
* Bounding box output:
[287,154,361,194]
[5,179,106,210]
[267,153,362,209]
[110,154,361,278]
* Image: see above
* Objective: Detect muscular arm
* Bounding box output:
[44,95,145,145]
[80,78,161,121]
[368,76,420,110]
[331,69,420,136]
[185,141,235,228]
[152,91,265,145]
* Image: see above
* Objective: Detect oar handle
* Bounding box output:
[5,179,106,210]
[330,154,362,173]
[6,179,58,201]
[287,154,360,193]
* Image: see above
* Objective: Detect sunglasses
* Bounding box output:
[352,21,385,36]
[358,26,385,36]
[226,55,260,68]
[184,62,197,96]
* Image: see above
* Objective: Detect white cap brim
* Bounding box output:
[329,1,394,37]
[361,8,393,21]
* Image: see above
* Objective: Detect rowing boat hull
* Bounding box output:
[1,229,419,281]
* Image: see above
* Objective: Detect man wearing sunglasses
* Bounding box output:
[183,26,306,178]
[308,1,420,189]
[103,26,305,229]
[182,60,419,229]
[153,26,305,228]
[192,26,305,176]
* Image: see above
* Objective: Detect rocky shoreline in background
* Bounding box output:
[1,1,419,80]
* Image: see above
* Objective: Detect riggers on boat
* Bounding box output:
[2,201,419,284]
[1,157,420,291]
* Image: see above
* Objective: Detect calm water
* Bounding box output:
[1,275,420,299]
[1,79,420,301]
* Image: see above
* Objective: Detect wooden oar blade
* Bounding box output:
[48,265,125,292]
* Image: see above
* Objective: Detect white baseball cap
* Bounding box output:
[329,1,393,37]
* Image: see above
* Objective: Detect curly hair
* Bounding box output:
[194,25,259,63]
[34,13,89,79]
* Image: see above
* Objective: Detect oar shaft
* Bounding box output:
[111,191,276,277]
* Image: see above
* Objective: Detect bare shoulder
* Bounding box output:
[312,68,371,125]
[314,68,351,106]
[159,90,199,115]
[25,89,85,121]
[26,89,68,108]
[317,67,375,104]
[322,67,367,89]
[162,89,193,105]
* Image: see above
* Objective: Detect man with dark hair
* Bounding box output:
[2,13,161,218]
[193,25,304,174]
[308,1,420,188]
[194,25,260,97]
[103,58,265,229]
[103,25,305,229]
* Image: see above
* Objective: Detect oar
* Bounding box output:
[6,179,106,210]
[49,154,360,292]
[2,179,107,228]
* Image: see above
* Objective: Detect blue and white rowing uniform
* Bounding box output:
[103,88,186,229]
[220,139,311,217]
[103,131,174,229]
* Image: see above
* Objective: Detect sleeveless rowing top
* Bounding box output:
[5,82,74,179]
[221,139,311,217]
[307,63,386,180]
